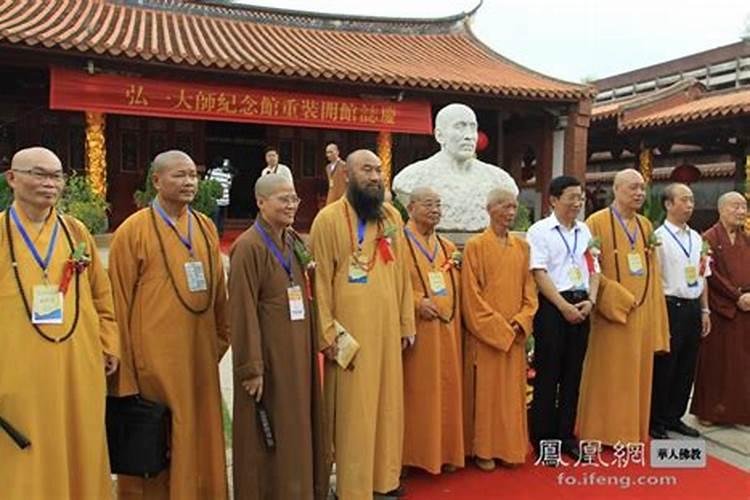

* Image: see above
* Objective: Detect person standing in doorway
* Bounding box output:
[261,147,294,186]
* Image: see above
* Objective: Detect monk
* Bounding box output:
[577,169,669,446]
[691,191,749,425]
[402,187,464,475]
[109,150,230,500]
[462,188,538,470]
[325,142,347,205]
[310,149,415,499]
[229,174,329,500]
[0,147,119,500]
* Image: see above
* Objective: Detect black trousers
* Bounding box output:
[530,291,590,448]
[650,296,701,429]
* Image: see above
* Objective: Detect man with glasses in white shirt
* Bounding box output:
[650,183,711,439]
[527,175,599,462]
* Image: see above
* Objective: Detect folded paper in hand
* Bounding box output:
[334,320,360,369]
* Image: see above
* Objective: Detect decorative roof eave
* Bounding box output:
[592,79,704,123]
[586,162,736,184]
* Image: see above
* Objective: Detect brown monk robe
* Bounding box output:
[109,151,229,500]
[325,143,347,206]
[462,188,538,470]
[577,169,669,446]
[692,192,750,425]
[0,147,119,500]
[229,174,329,500]
[402,188,464,474]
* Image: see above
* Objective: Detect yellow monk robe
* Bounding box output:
[461,230,538,465]
[577,208,669,446]
[0,208,119,500]
[310,197,415,500]
[402,221,464,473]
[109,207,230,500]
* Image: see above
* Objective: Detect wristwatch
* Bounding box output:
[701,308,710,315]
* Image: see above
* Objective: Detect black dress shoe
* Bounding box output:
[375,484,406,497]
[667,421,700,437]
[649,427,669,439]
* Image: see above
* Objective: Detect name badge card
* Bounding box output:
[568,265,584,286]
[184,261,208,292]
[348,258,368,284]
[685,265,699,287]
[32,285,64,324]
[627,252,644,276]
[428,271,448,296]
[287,285,305,321]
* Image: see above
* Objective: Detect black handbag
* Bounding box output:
[106,395,171,478]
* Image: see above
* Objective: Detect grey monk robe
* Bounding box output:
[228,218,330,500]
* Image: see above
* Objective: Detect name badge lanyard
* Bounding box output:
[405,228,439,268]
[153,199,195,259]
[662,224,692,260]
[612,205,639,252]
[554,225,579,267]
[9,206,59,283]
[255,222,294,283]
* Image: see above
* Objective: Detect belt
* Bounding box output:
[561,290,589,303]
[665,295,700,305]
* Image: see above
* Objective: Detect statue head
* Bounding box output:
[434,103,478,162]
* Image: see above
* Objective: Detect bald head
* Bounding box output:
[346,149,381,175]
[717,191,745,211]
[717,191,747,231]
[255,173,293,199]
[486,187,517,208]
[435,103,476,132]
[152,150,194,173]
[612,168,646,213]
[11,147,61,171]
[434,103,478,161]
[613,168,643,189]
[409,186,439,205]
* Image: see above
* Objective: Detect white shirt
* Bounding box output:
[206,168,233,207]
[261,164,294,186]
[655,220,711,299]
[527,213,594,292]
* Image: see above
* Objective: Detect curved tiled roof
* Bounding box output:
[0,0,588,100]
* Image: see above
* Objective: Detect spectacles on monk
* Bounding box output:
[12,167,68,183]
[272,195,302,206]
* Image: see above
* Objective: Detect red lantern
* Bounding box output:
[476,130,489,152]
[670,164,701,183]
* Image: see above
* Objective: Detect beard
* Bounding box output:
[347,181,385,221]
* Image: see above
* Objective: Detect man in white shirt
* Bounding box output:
[651,183,711,439]
[261,147,294,186]
[527,175,599,462]
[206,160,234,236]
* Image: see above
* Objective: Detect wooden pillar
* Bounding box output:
[539,116,554,215]
[745,153,750,232]
[377,130,393,188]
[638,142,654,186]
[563,98,592,185]
[85,111,107,197]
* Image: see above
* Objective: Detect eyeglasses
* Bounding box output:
[272,195,302,206]
[12,168,68,183]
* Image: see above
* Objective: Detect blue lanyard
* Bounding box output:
[9,206,59,280]
[404,228,438,264]
[554,225,579,263]
[357,218,366,248]
[611,205,639,250]
[254,222,292,281]
[662,224,692,259]
[153,199,193,256]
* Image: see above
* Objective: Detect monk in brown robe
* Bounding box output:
[691,191,749,425]
[229,174,329,500]
[0,147,119,500]
[310,149,415,499]
[577,169,669,446]
[109,150,230,500]
[402,187,464,475]
[462,188,538,470]
[325,142,347,205]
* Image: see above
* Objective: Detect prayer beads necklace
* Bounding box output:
[5,209,81,343]
[404,230,457,324]
[608,207,651,307]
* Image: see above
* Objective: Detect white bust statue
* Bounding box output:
[393,103,519,231]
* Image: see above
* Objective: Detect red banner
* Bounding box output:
[49,67,432,134]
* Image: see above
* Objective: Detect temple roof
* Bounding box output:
[0,0,589,100]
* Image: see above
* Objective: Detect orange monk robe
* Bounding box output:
[310,197,415,500]
[577,209,669,446]
[0,209,119,500]
[325,158,347,206]
[108,207,230,500]
[461,229,538,464]
[402,222,464,473]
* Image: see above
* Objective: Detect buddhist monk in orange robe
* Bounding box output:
[577,169,669,446]
[462,188,538,470]
[402,187,464,474]
[0,147,119,500]
[325,142,347,205]
[109,150,230,500]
